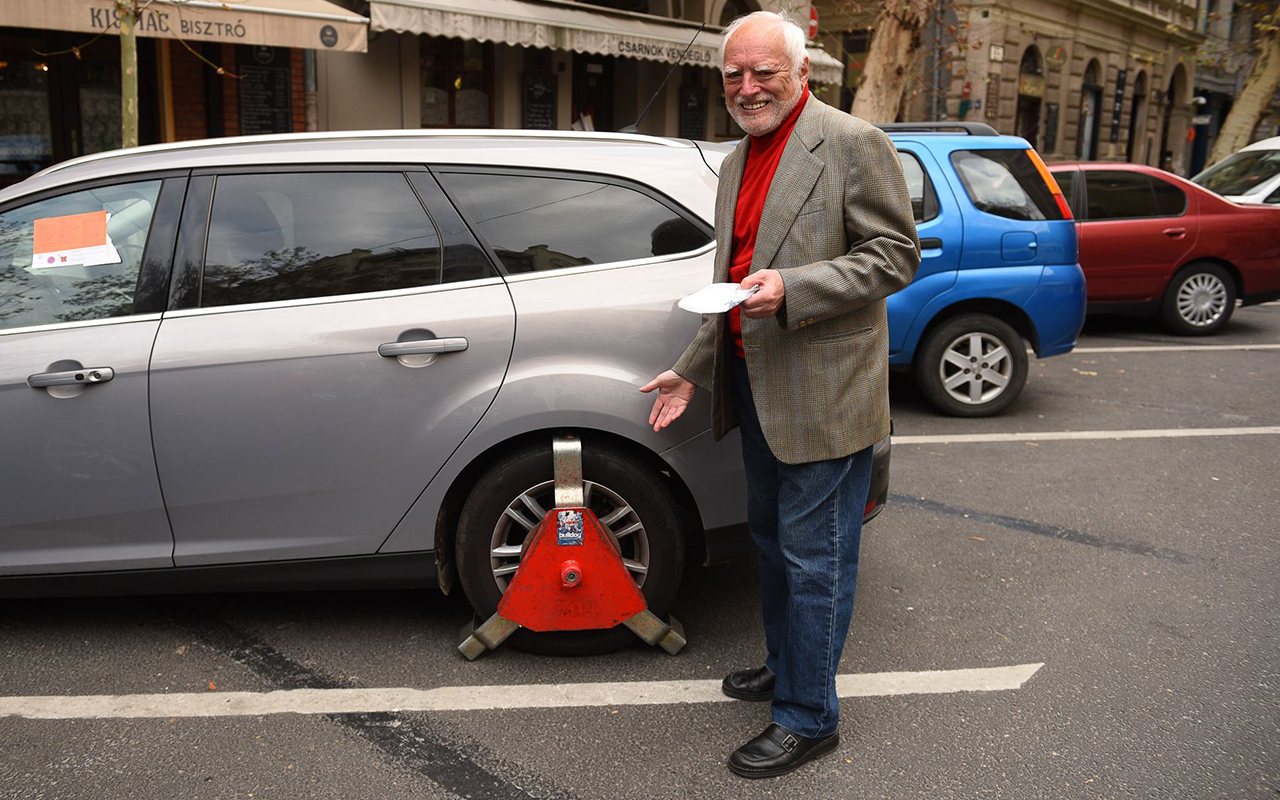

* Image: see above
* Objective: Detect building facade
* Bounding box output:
[0,0,367,188]
[314,0,844,139]
[1190,1,1280,174]
[814,0,1207,175]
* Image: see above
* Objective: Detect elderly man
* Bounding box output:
[640,10,920,778]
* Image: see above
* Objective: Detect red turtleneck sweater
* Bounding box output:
[727,85,810,358]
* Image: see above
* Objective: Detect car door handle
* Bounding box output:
[919,237,943,249]
[377,338,469,357]
[28,367,115,388]
[1162,227,1186,238]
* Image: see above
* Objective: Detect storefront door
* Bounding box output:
[572,56,614,132]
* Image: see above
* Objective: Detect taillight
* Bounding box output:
[1028,149,1073,220]
[864,498,878,516]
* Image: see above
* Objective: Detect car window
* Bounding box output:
[1193,149,1280,197]
[1053,170,1076,215]
[1150,176,1188,216]
[201,172,442,308]
[1084,171,1163,220]
[437,172,712,274]
[897,151,939,223]
[0,180,161,331]
[949,149,1065,221]
[1265,184,1280,205]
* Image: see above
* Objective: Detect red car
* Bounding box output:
[1048,162,1280,334]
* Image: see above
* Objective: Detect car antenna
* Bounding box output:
[619,23,707,134]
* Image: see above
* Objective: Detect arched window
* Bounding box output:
[1127,71,1148,162]
[1077,59,1103,160]
[1015,45,1044,149]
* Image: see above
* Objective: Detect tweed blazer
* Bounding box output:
[672,97,920,464]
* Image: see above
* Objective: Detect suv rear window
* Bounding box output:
[949,149,1065,221]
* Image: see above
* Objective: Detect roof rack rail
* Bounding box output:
[875,122,1000,136]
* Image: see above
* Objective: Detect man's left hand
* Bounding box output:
[739,269,785,319]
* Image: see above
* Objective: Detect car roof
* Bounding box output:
[887,132,1034,151]
[1240,136,1280,152]
[0,130,724,220]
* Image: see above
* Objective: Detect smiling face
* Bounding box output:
[722,18,809,137]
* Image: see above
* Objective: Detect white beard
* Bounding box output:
[727,89,802,137]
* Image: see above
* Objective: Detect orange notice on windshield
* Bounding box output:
[31,210,119,270]
[34,210,108,253]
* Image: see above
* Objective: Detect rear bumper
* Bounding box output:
[703,433,892,564]
[1025,263,1087,357]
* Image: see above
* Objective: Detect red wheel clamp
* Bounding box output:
[459,434,687,660]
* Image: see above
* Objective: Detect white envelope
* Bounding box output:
[677,283,759,314]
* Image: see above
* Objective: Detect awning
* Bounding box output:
[370,0,843,85]
[7,0,369,53]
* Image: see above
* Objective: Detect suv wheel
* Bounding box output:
[1161,262,1236,336]
[916,314,1028,417]
[455,441,685,656]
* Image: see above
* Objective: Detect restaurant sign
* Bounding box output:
[615,37,717,66]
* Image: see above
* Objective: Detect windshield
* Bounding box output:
[1193,149,1280,196]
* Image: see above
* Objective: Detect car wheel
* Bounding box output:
[1160,262,1236,336]
[455,440,685,656]
[916,314,1028,417]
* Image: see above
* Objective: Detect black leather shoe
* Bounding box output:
[721,666,776,701]
[727,723,840,779]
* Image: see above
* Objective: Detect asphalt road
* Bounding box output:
[3,303,1278,800]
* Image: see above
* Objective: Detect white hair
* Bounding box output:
[719,10,808,78]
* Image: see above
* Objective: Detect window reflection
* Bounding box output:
[202,173,442,308]
[0,180,159,330]
[438,172,710,274]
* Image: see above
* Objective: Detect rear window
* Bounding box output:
[1193,149,1280,197]
[949,149,1065,221]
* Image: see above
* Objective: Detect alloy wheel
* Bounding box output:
[938,331,1014,406]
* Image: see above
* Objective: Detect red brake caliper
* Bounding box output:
[459,434,686,660]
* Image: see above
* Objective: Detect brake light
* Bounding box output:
[864,498,878,516]
[1028,149,1073,220]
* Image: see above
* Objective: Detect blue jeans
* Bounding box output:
[731,356,873,738]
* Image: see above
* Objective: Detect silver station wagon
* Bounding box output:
[0,131,889,654]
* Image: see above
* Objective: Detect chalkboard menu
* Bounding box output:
[523,74,556,130]
[679,85,706,140]
[237,46,292,135]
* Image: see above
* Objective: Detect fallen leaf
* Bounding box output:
[174,645,187,656]
[207,681,217,691]
[969,536,986,542]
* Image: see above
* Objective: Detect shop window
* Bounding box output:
[0,60,54,180]
[715,88,746,140]
[202,172,442,308]
[438,171,712,273]
[0,180,161,330]
[420,38,494,128]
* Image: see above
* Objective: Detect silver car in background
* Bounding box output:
[0,131,889,654]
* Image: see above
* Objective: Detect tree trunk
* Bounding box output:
[1208,25,1280,165]
[117,0,138,149]
[850,0,932,122]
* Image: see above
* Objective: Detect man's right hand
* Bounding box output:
[639,370,696,432]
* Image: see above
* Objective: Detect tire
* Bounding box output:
[916,313,1028,417]
[1160,262,1236,336]
[455,440,685,656]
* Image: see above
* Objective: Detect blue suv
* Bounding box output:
[880,123,1085,416]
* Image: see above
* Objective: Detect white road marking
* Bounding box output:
[895,426,1280,445]
[1069,344,1280,354]
[0,663,1042,721]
